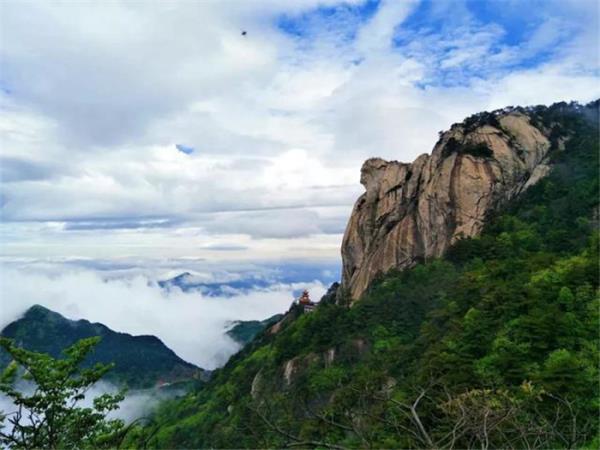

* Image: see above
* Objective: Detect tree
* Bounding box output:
[0,336,127,449]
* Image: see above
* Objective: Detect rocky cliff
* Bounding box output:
[341,109,557,301]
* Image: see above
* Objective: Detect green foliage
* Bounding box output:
[0,337,127,449]
[441,139,493,158]
[131,101,599,449]
[0,305,201,389]
[227,314,283,346]
[462,142,493,157]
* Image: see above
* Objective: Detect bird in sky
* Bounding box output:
[241,30,247,36]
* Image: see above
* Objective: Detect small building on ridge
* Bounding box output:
[298,290,316,313]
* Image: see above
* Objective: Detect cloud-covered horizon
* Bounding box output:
[1,0,599,260]
[0,261,332,369]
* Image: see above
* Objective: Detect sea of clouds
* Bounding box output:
[0,258,335,369]
[0,258,335,425]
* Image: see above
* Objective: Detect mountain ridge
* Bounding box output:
[226,314,284,346]
[1,305,206,389]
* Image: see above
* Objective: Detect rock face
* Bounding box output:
[341,111,552,301]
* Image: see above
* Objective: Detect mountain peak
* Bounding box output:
[24,304,52,315]
[22,304,65,321]
[340,101,598,302]
[2,305,205,389]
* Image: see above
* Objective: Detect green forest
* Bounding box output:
[0,305,202,389]
[122,103,599,448]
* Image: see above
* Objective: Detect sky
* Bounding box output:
[0,0,599,367]
[1,0,598,263]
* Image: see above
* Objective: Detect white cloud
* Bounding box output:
[355,0,419,54]
[0,378,180,430]
[0,0,598,260]
[482,68,600,110]
[0,265,328,369]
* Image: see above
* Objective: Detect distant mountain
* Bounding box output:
[158,263,340,297]
[226,314,284,346]
[0,305,206,389]
[158,272,272,296]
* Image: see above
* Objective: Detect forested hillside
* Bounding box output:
[129,101,599,449]
[1,305,204,389]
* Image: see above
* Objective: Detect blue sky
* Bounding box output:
[0,0,598,264]
[275,0,597,86]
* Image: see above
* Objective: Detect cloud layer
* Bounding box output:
[1,0,599,260]
[0,263,329,369]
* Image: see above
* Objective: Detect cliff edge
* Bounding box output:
[340,107,561,301]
